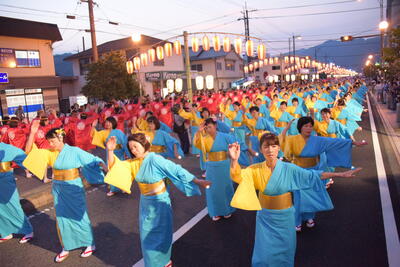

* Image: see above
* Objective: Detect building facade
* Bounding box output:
[0,16,62,120]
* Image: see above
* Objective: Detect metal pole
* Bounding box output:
[292,35,296,74]
[87,0,98,62]
[82,36,85,51]
[184,31,193,103]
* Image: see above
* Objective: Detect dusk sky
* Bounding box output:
[0,0,382,56]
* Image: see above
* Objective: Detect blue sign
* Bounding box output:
[0,72,9,83]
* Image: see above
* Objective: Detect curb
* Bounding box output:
[369,92,400,164]
[20,178,95,215]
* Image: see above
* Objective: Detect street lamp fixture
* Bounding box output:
[368,55,373,60]
[131,33,141,42]
[379,21,389,31]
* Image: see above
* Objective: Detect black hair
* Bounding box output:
[45,128,66,140]
[146,116,161,130]
[145,111,154,117]
[249,106,259,113]
[200,108,210,118]
[292,97,299,103]
[233,101,241,107]
[40,116,48,127]
[127,133,151,157]
[259,133,280,148]
[337,99,346,106]
[204,118,217,126]
[280,101,287,106]
[321,108,331,114]
[80,113,88,120]
[9,117,19,128]
[297,116,314,133]
[106,116,118,129]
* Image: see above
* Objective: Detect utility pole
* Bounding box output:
[183,31,192,103]
[82,0,99,62]
[238,2,257,63]
[82,36,86,51]
[292,35,296,74]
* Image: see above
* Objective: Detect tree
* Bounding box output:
[82,51,140,100]
[363,64,379,79]
[382,27,400,80]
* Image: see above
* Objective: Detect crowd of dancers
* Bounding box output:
[0,78,368,266]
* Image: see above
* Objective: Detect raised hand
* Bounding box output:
[30,120,40,135]
[228,142,241,161]
[106,136,117,151]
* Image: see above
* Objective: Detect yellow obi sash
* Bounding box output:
[251,129,264,136]
[293,156,318,168]
[0,162,12,172]
[275,121,288,128]
[337,118,346,125]
[293,114,301,118]
[53,168,80,181]
[137,180,166,196]
[208,151,227,162]
[232,121,242,127]
[259,192,292,210]
[150,145,166,153]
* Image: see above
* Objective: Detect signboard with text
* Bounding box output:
[0,72,9,83]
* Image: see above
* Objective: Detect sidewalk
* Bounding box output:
[369,90,400,163]
[16,147,106,214]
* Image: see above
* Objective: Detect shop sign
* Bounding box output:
[145,72,162,81]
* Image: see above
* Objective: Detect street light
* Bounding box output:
[379,21,389,30]
[368,55,373,60]
[131,33,141,42]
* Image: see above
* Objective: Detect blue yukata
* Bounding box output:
[23,144,105,251]
[280,134,352,226]
[0,143,33,238]
[194,131,236,217]
[104,152,201,267]
[231,159,326,267]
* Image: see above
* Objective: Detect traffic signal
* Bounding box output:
[340,35,353,42]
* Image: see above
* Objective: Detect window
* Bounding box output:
[225,60,235,71]
[15,50,40,67]
[220,82,224,89]
[272,65,281,70]
[216,62,222,70]
[79,58,90,75]
[191,64,203,71]
[153,59,164,66]
[0,48,15,68]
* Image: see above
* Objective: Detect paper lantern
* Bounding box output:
[167,79,174,93]
[192,37,199,52]
[285,74,290,82]
[316,74,320,79]
[301,75,305,80]
[202,36,210,51]
[274,75,279,82]
[173,40,181,55]
[254,61,259,69]
[291,74,296,81]
[148,48,156,62]
[274,57,279,64]
[249,63,254,72]
[259,60,263,68]
[213,36,221,52]
[268,76,274,83]
[312,74,316,80]
[223,37,230,52]
[284,56,289,63]
[234,38,242,54]
[140,53,148,66]
[295,57,299,64]
[244,66,249,73]
[196,76,204,90]
[264,59,269,65]
[175,78,183,92]
[290,56,294,64]
[205,75,214,90]
[246,40,254,57]
[269,58,274,65]
[156,46,164,60]
[126,60,134,74]
[300,58,305,65]
[164,43,173,57]
[305,74,309,80]
[257,44,265,60]
[133,57,141,70]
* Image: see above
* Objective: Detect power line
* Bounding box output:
[251,6,379,19]
[255,0,358,11]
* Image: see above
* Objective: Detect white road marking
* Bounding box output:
[367,95,400,267]
[132,207,209,267]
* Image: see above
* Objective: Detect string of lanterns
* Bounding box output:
[126,35,266,72]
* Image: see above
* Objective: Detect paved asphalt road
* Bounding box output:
[1,98,399,267]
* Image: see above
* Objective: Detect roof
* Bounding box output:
[189,46,242,61]
[64,35,167,61]
[0,16,62,42]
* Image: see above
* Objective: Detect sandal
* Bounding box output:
[0,234,13,243]
[295,225,302,232]
[306,219,315,228]
[19,233,34,244]
[223,214,232,219]
[55,250,69,263]
[212,216,221,221]
[80,245,96,258]
[106,191,116,197]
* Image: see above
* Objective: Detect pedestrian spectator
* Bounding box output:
[172,104,190,154]
[14,106,25,121]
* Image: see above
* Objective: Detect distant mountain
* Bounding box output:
[54,53,73,76]
[292,37,380,72]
